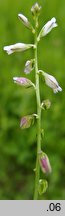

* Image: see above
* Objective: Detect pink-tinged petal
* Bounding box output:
[13,77,35,88]
[39,151,52,174]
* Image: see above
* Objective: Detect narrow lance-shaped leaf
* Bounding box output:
[13,77,35,89]
[37,17,58,41]
[18,13,35,33]
[3,43,35,55]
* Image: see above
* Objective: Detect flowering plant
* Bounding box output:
[3,2,62,200]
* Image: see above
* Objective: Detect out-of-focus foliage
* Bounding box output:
[0,0,65,200]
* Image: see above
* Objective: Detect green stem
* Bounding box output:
[34,18,41,200]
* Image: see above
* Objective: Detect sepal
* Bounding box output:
[38,179,48,195]
[41,99,51,110]
[20,114,35,129]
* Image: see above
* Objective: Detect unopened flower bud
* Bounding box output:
[31,3,41,17]
[24,59,35,74]
[13,77,35,88]
[41,99,51,110]
[18,13,35,33]
[20,114,35,129]
[37,17,57,41]
[39,151,52,174]
[3,43,35,55]
[38,179,48,195]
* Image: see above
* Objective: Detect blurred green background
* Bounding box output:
[0,0,65,200]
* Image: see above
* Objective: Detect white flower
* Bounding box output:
[24,59,34,74]
[37,17,57,41]
[42,71,62,93]
[3,43,35,55]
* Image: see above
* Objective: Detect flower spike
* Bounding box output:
[3,2,62,199]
